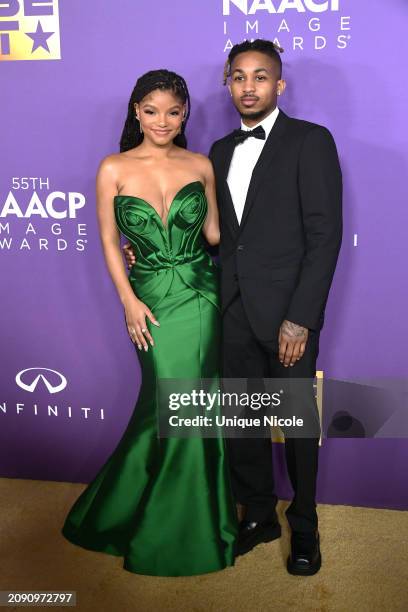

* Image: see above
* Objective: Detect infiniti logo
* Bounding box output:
[15,368,67,394]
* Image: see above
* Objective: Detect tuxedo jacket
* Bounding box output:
[208,109,343,346]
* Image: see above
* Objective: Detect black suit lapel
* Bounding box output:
[239,110,288,230]
[218,135,240,233]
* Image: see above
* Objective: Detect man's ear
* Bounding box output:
[277,79,286,96]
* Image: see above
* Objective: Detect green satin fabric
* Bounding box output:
[61,181,238,576]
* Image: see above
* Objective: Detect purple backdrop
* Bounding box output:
[1,0,407,509]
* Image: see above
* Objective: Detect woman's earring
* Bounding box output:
[136,116,143,133]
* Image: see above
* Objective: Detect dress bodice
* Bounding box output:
[114,181,219,310]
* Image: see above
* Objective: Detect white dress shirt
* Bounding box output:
[227,106,280,224]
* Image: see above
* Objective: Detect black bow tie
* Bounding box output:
[233,125,266,144]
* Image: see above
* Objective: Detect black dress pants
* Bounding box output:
[222,291,320,533]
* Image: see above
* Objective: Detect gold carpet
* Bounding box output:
[0,477,407,612]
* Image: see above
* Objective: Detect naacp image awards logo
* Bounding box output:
[222,0,352,52]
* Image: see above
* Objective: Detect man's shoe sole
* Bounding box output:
[236,523,282,557]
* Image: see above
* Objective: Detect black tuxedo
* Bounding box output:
[209,109,342,350]
[209,109,342,531]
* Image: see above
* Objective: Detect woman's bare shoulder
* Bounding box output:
[97,151,137,179]
[180,149,212,172]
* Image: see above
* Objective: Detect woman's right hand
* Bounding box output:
[124,295,160,351]
[123,242,136,269]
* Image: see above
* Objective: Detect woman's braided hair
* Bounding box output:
[120,69,191,152]
[223,39,284,85]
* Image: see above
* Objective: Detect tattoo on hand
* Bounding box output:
[281,320,307,338]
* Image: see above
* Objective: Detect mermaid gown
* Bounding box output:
[61,181,238,576]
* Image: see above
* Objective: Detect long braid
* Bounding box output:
[119,69,191,152]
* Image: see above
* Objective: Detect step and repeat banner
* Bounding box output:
[1,0,407,509]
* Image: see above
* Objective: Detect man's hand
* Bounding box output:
[278,319,309,367]
[122,242,136,268]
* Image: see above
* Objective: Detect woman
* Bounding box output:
[61,69,238,576]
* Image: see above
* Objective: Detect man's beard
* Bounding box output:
[240,108,270,122]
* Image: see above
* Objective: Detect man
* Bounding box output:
[123,38,342,576]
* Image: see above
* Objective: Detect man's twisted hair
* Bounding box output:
[223,39,284,85]
[120,69,191,152]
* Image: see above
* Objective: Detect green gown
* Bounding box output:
[61,181,238,576]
